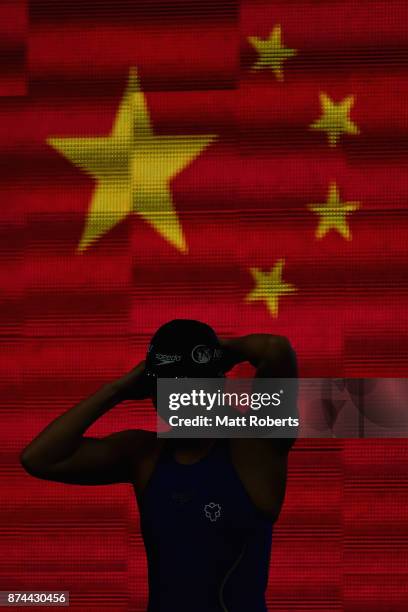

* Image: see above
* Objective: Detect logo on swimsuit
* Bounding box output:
[204,502,222,522]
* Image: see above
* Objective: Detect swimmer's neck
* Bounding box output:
[166,438,217,464]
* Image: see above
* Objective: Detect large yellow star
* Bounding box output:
[47,67,217,253]
[246,259,297,318]
[308,182,360,240]
[248,25,297,81]
[309,92,359,147]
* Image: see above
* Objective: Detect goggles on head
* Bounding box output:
[143,368,225,381]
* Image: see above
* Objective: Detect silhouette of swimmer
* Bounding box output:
[20,320,298,612]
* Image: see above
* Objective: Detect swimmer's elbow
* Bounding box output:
[19,448,44,477]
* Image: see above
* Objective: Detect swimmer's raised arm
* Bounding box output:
[221,334,299,456]
[19,360,155,485]
[220,334,298,378]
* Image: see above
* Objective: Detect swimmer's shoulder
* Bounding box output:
[125,430,165,496]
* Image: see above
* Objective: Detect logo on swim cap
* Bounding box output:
[191,345,213,364]
[155,352,182,366]
[204,502,222,522]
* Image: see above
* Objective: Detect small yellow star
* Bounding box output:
[246,259,297,318]
[248,25,297,81]
[308,182,360,240]
[309,92,360,147]
[47,67,217,253]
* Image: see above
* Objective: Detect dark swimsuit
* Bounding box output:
[139,438,274,612]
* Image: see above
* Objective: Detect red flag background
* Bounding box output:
[0,0,27,95]
[1,0,408,609]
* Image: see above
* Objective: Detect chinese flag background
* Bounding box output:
[1,0,408,610]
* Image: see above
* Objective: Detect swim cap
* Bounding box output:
[145,319,224,378]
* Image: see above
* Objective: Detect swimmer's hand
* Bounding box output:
[114,360,152,401]
[220,334,297,377]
